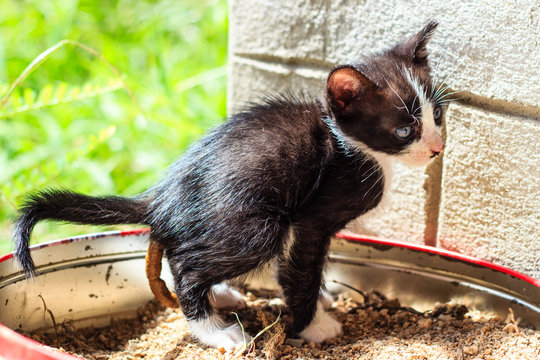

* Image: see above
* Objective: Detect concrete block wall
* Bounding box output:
[228,0,540,279]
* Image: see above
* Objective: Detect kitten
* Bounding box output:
[14,21,445,349]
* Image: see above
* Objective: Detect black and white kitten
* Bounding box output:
[14,21,445,349]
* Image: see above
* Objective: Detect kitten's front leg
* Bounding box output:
[319,287,334,310]
[299,299,342,343]
[278,230,342,343]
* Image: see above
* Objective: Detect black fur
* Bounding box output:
[13,22,440,340]
[144,96,385,330]
[14,189,148,273]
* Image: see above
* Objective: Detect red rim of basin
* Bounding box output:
[334,231,540,288]
[0,228,538,359]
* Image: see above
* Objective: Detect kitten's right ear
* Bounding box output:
[396,21,438,65]
[327,66,376,112]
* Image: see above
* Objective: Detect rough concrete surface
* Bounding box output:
[324,0,540,108]
[438,104,539,278]
[226,60,325,113]
[230,0,540,108]
[229,0,328,62]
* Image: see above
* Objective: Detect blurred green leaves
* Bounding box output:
[0,79,125,119]
[0,0,228,253]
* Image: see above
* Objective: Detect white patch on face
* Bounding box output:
[400,68,444,167]
[208,283,246,310]
[189,314,248,350]
[299,300,342,343]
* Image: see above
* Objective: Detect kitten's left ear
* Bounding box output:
[397,20,438,64]
[326,65,378,112]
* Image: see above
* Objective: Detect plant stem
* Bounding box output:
[0,39,147,120]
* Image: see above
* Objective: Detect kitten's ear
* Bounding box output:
[397,20,438,64]
[327,65,377,111]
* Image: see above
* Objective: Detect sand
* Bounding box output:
[25,290,540,360]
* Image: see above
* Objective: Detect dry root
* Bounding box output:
[258,310,286,360]
[145,238,179,308]
[503,307,520,333]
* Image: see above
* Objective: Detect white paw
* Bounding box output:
[320,288,334,310]
[299,302,342,343]
[189,315,249,350]
[208,283,246,309]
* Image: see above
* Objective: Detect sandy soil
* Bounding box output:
[25,290,540,360]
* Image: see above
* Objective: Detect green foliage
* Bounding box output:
[0,79,125,119]
[0,0,228,254]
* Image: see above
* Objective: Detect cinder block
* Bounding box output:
[229,0,328,62]
[438,104,540,279]
[325,0,540,108]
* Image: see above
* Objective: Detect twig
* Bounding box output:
[230,310,282,359]
[232,312,248,348]
[330,279,366,301]
[38,294,59,348]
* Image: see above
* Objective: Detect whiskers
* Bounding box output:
[432,83,462,105]
[430,56,464,106]
[411,114,421,127]
[360,160,385,209]
[363,168,385,209]
[385,76,410,115]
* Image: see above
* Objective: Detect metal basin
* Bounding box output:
[0,229,538,359]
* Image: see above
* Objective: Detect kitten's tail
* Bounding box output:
[13,189,149,277]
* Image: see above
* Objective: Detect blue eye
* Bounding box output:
[433,105,442,121]
[395,125,413,139]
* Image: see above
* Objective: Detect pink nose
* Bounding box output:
[426,134,444,156]
[431,142,444,154]
[426,133,444,153]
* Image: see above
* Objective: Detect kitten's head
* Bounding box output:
[326,21,445,167]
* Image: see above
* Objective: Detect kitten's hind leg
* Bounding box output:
[209,283,246,310]
[176,282,248,350]
[189,313,248,350]
[169,217,287,349]
[278,230,342,343]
